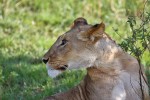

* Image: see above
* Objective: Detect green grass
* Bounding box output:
[0,0,150,100]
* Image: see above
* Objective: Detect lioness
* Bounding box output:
[42,18,149,100]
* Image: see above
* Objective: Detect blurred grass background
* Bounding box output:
[0,0,150,100]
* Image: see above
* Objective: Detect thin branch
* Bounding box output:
[137,57,145,100]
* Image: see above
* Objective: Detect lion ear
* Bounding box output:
[77,22,105,42]
[71,17,88,28]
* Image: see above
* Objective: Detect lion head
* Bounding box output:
[42,17,115,78]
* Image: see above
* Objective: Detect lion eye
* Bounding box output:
[60,39,67,46]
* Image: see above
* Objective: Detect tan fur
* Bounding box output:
[43,18,149,100]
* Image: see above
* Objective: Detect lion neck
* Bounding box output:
[92,36,122,67]
[82,67,120,99]
[86,34,139,80]
[87,67,120,79]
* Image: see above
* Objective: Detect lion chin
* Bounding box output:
[46,65,62,78]
[47,69,61,78]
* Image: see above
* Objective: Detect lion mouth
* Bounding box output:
[57,65,68,71]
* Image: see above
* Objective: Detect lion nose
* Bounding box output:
[42,58,49,64]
